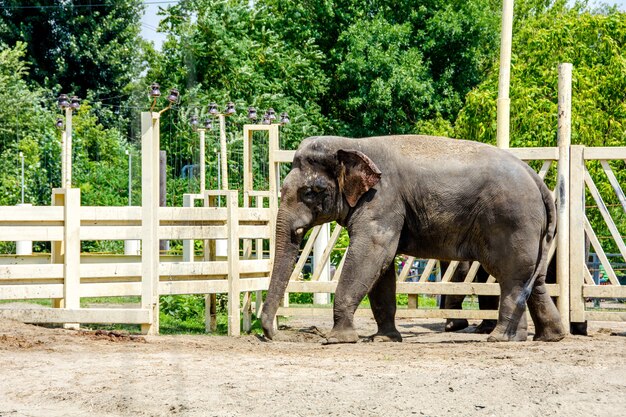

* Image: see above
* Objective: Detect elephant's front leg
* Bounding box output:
[323,231,399,345]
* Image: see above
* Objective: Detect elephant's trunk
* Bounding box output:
[261,208,304,339]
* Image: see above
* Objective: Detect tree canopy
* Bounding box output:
[0,0,146,99]
[455,4,626,148]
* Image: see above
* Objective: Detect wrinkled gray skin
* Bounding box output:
[260,135,566,343]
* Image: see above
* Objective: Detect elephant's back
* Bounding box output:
[365,135,500,161]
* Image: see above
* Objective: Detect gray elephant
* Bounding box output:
[260,135,565,343]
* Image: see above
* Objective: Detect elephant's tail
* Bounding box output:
[523,175,556,294]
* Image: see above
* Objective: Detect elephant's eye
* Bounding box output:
[301,188,318,203]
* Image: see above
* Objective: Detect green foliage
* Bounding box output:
[0,0,147,99]
[0,42,58,206]
[0,42,138,255]
[161,294,207,322]
[262,0,502,137]
[456,6,626,148]
[149,0,329,155]
[289,292,314,304]
[334,17,434,135]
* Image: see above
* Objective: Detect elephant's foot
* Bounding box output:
[532,323,566,342]
[474,320,497,334]
[445,319,469,332]
[487,324,528,342]
[321,328,359,345]
[365,329,402,343]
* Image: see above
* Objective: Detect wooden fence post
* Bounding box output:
[141,111,160,335]
[569,145,586,323]
[182,194,194,263]
[63,188,81,329]
[227,190,241,336]
[51,191,65,309]
[556,63,572,331]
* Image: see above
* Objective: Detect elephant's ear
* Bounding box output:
[336,149,382,207]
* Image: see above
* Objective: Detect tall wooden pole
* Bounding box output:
[497,0,514,149]
[141,111,161,334]
[62,107,73,187]
[159,150,169,252]
[199,129,206,193]
[219,114,228,190]
[556,63,572,330]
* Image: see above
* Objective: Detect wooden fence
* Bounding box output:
[0,189,272,335]
[0,114,623,335]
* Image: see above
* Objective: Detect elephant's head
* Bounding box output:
[260,137,381,339]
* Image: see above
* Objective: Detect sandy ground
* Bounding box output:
[0,314,625,417]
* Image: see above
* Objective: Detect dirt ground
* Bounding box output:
[0,314,625,417]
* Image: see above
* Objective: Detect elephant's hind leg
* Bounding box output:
[367,264,402,342]
[487,276,530,342]
[527,277,566,341]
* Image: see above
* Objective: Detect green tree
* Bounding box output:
[261,0,503,136]
[0,43,135,227]
[0,0,147,99]
[455,6,626,147]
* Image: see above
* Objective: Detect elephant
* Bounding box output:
[260,135,566,344]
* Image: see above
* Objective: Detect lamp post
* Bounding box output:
[16,151,31,256]
[126,149,132,206]
[496,0,514,149]
[57,94,80,188]
[208,102,236,190]
[19,152,24,204]
[140,82,179,334]
[191,115,213,193]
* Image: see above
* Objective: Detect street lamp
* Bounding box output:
[58,94,70,109]
[266,108,276,122]
[148,83,178,114]
[149,83,161,111]
[57,93,80,188]
[70,96,80,110]
[167,88,180,104]
[190,115,199,132]
[247,106,257,122]
[208,102,218,116]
